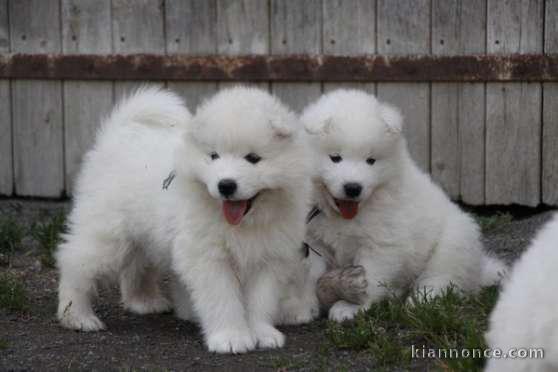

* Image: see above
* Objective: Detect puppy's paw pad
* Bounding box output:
[123,295,172,315]
[59,313,106,332]
[252,324,285,349]
[206,328,256,354]
[328,301,361,322]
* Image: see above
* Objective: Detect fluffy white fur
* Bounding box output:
[485,214,558,372]
[56,86,318,353]
[300,89,506,322]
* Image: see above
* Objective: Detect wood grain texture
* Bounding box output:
[322,0,375,94]
[62,0,113,194]
[486,0,543,206]
[0,0,10,195]
[431,0,486,203]
[377,0,430,171]
[217,0,268,55]
[217,0,269,92]
[271,0,321,112]
[543,0,558,205]
[113,0,165,100]
[166,0,217,113]
[10,0,64,197]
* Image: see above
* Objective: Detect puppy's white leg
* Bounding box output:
[120,250,171,315]
[174,244,255,354]
[246,268,285,349]
[169,275,196,322]
[56,236,114,331]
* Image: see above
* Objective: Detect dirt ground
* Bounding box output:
[0,199,554,371]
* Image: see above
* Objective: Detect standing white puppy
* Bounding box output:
[485,214,558,372]
[56,86,315,353]
[300,89,505,322]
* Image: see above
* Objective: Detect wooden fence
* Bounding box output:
[0,0,557,207]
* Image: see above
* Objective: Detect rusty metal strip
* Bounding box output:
[0,53,556,82]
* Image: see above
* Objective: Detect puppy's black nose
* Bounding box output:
[344,183,362,198]
[218,179,237,197]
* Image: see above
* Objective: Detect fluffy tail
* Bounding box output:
[481,254,508,286]
[107,86,191,129]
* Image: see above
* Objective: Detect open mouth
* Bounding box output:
[222,193,259,225]
[333,198,360,220]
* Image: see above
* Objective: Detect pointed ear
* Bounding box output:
[379,102,403,135]
[304,117,333,136]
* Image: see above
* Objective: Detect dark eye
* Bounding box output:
[329,154,342,163]
[366,157,376,165]
[244,153,261,164]
[210,152,219,160]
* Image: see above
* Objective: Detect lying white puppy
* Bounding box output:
[56,86,316,353]
[485,214,558,372]
[300,89,505,322]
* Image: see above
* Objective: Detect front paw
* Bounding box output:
[206,327,256,354]
[328,300,363,322]
[252,323,285,349]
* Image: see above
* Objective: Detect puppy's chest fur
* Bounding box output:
[307,215,369,267]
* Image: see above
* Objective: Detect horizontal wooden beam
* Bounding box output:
[0,53,557,82]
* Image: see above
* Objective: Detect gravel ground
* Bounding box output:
[0,199,555,371]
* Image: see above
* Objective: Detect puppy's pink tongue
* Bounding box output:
[222,200,248,225]
[336,200,359,219]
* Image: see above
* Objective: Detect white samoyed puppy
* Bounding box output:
[485,214,558,372]
[300,89,506,322]
[56,86,318,353]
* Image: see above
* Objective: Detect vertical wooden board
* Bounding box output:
[10,0,64,197]
[113,0,165,103]
[12,81,64,197]
[322,0,375,95]
[543,0,558,205]
[377,0,430,171]
[166,0,217,113]
[62,0,113,194]
[0,80,11,195]
[0,0,11,195]
[431,0,486,203]
[486,84,541,206]
[486,0,543,206]
[271,0,321,112]
[216,0,268,55]
[216,0,269,92]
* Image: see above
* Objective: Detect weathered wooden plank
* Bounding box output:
[216,0,268,55]
[166,0,217,112]
[10,0,63,197]
[431,0,486,203]
[62,0,113,194]
[543,0,558,205]
[0,0,11,195]
[113,0,165,100]
[322,0,375,94]
[486,0,543,206]
[377,0,430,171]
[271,0,321,112]
[217,0,269,92]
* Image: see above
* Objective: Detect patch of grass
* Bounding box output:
[476,213,513,233]
[260,355,308,370]
[31,212,67,269]
[0,272,28,312]
[0,216,25,258]
[0,339,7,349]
[326,286,500,371]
